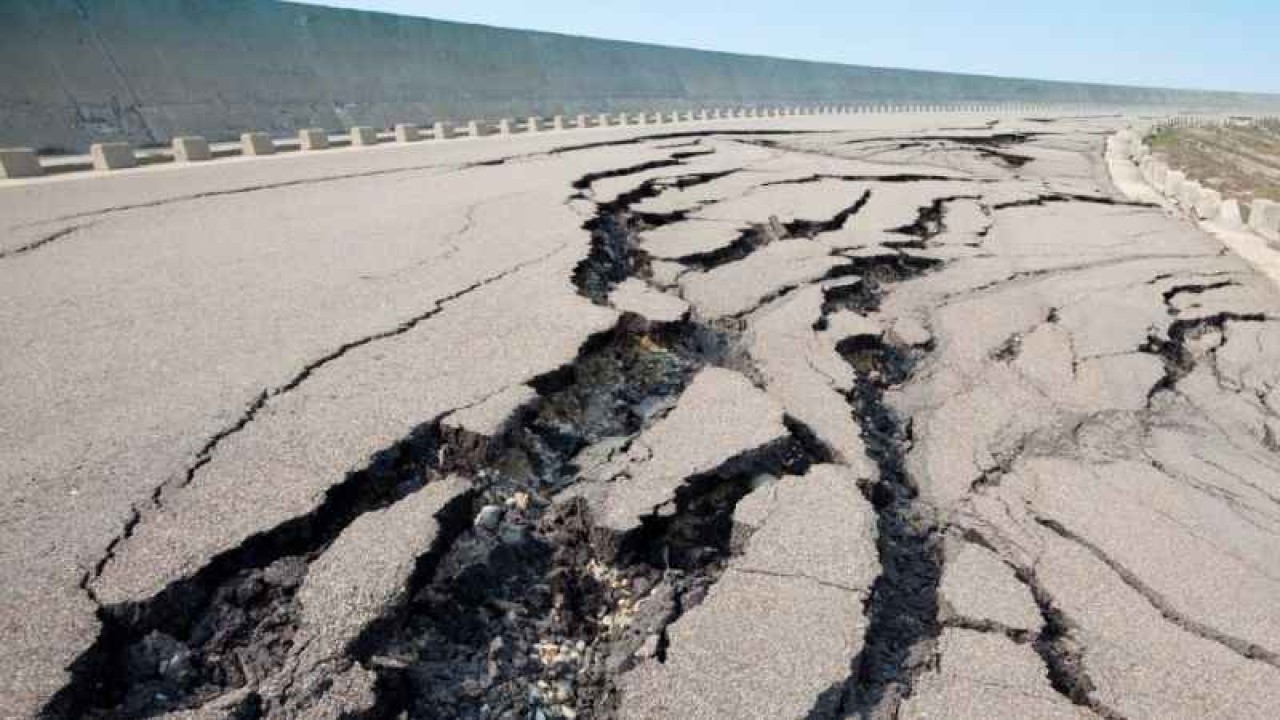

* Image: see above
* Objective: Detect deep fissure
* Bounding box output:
[803,200,949,720]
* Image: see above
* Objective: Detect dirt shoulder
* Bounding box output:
[1147,121,1280,209]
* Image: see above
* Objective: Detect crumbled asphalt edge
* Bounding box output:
[673,190,872,274]
[353,141,827,720]
[1140,311,1268,403]
[353,323,806,720]
[1017,561,1130,720]
[43,415,482,719]
[803,203,952,720]
[40,130,1046,720]
[39,134,780,720]
[949,526,1132,720]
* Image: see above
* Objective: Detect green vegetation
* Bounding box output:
[1147,122,1280,204]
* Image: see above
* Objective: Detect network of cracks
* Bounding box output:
[45,126,1280,720]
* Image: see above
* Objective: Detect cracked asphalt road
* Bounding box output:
[4,113,1280,719]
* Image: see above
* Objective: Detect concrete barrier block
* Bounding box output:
[496,119,513,135]
[241,132,275,156]
[431,121,449,140]
[1248,199,1280,240]
[667,112,680,123]
[1194,188,1222,220]
[299,128,329,151]
[1150,162,1168,187]
[394,123,421,142]
[1179,180,1201,211]
[91,142,136,170]
[525,116,541,132]
[1219,198,1245,226]
[171,136,211,162]
[551,116,566,131]
[575,114,590,129]
[350,126,377,146]
[597,113,612,127]
[0,147,43,178]
[650,112,663,124]
[616,113,629,126]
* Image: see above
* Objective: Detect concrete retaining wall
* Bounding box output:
[5,0,1280,152]
[1122,125,1280,247]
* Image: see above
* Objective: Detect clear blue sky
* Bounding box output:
[293,0,1278,94]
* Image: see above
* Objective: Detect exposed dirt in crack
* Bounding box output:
[352,143,828,720]
[1036,516,1280,670]
[80,245,570,616]
[1139,312,1270,402]
[799,202,952,719]
[1019,564,1130,720]
[352,320,805,720]
[45,140,757,720]
[44,134,1097,720]
[674,189,873,274]
[45,413,481,719]
[760,173,969,186]
[809,335,942,720]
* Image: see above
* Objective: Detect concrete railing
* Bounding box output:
[0,101,1149,180]
[1114,125,1280,245]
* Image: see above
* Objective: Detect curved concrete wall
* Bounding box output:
[4,0,1280,152]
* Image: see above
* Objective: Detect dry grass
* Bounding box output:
[1147,121,1280,205]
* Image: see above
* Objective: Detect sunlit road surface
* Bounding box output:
[4,112,1280,719]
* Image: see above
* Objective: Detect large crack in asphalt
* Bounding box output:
[0,223,93,260]
[802,203,951,720]
[1035,516,1280,669]
[354,328,822,719]
[1139,310,1270,403]
[7,129,813,262]
[43,138,840,720]
[818,336,942,720]
[47,406,481,718]
[1019,562,1130,720]
[351,144,830,720]
[80,245,571,607]
[674,189,873,274]
[40,132,1120,719]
